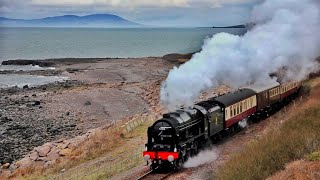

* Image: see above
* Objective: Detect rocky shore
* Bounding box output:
[0,81,83,166]
[0,56,176,174]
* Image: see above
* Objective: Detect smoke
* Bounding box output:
[183,147,218,168]
[238,118,248,128]
[160,0,320,110]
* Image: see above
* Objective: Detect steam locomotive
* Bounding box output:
[143,81,301,169]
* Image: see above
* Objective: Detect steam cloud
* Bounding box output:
[161,0,320,110]
[183,147,218,168]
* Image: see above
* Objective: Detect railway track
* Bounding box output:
[136,166,175,180]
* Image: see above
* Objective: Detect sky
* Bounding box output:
[0,0,263,27]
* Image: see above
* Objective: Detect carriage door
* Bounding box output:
[208,106,224,137]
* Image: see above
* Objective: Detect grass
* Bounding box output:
[215,84,320,180]
[12,117,154,179]
[307,151,320,161]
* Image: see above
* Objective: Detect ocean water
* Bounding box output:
[0,27,246,61]
[0,27,246,88]
[0,74,67,88]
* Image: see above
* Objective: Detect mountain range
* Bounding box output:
[0,14,141,28]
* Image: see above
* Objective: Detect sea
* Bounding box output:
[0,27,246,88]
[0,27,246,61]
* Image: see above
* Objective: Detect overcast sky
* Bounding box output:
[0,0,263,27]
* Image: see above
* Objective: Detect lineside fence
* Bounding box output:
[51,114,157,180]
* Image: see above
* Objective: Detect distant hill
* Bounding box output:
[212,24,246,28]
[0,14,142,28]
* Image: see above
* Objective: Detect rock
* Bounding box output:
[23,85,29,89]
[37,157,49,162]
[46,148,60,161]
[84,101,91,106]
[59,148,72,156]
[2,163,10,169]
[0,117,12,123]
[15,157,32,168]
[58,142,70,149]
[33,101,41,106]
[44,160,56,168]
[35,145,51,157]
[54,138,66,143]
[2,157,13,164]
[28,151,39,161]
[9,163,16,170]
[66,112,70,116]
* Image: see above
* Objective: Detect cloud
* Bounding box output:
[30,0,189,8]
[28,0,260,9]
[0,0,260,26]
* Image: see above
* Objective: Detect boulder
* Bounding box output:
[46,148,60,161]
[35,145,51,157]
[28,151,39,161]
[59,148,72,156]
[15,157,33,168]
[2,163,10,169]
[33,101,41,106]
[22,85,29,89]
[84,101,91,106]
[58,141,70,149]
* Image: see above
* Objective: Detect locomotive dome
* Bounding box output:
[155,109,198,129]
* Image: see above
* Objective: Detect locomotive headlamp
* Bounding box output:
[144,154,150,161]
[168,155,174,162]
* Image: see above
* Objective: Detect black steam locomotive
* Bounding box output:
[143,81,301,169]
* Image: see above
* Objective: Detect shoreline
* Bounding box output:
[0,56,178,173]
[1,52,194,67]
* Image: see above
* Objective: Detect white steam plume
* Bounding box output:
[183,147,218,168]
[161,0,320,110]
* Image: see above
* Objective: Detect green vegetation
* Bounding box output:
[307,151,320,161]
[215,99,320,180]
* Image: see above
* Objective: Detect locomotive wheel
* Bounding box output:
[176,158,184,170]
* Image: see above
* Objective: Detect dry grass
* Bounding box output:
[215,83,320,180]
[12,118,153,179]
[267,160,320,180]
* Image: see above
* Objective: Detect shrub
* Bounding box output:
[215,104,320,180]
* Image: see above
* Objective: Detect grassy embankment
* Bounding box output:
[13,117,154,179]
[216,78,320,180]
